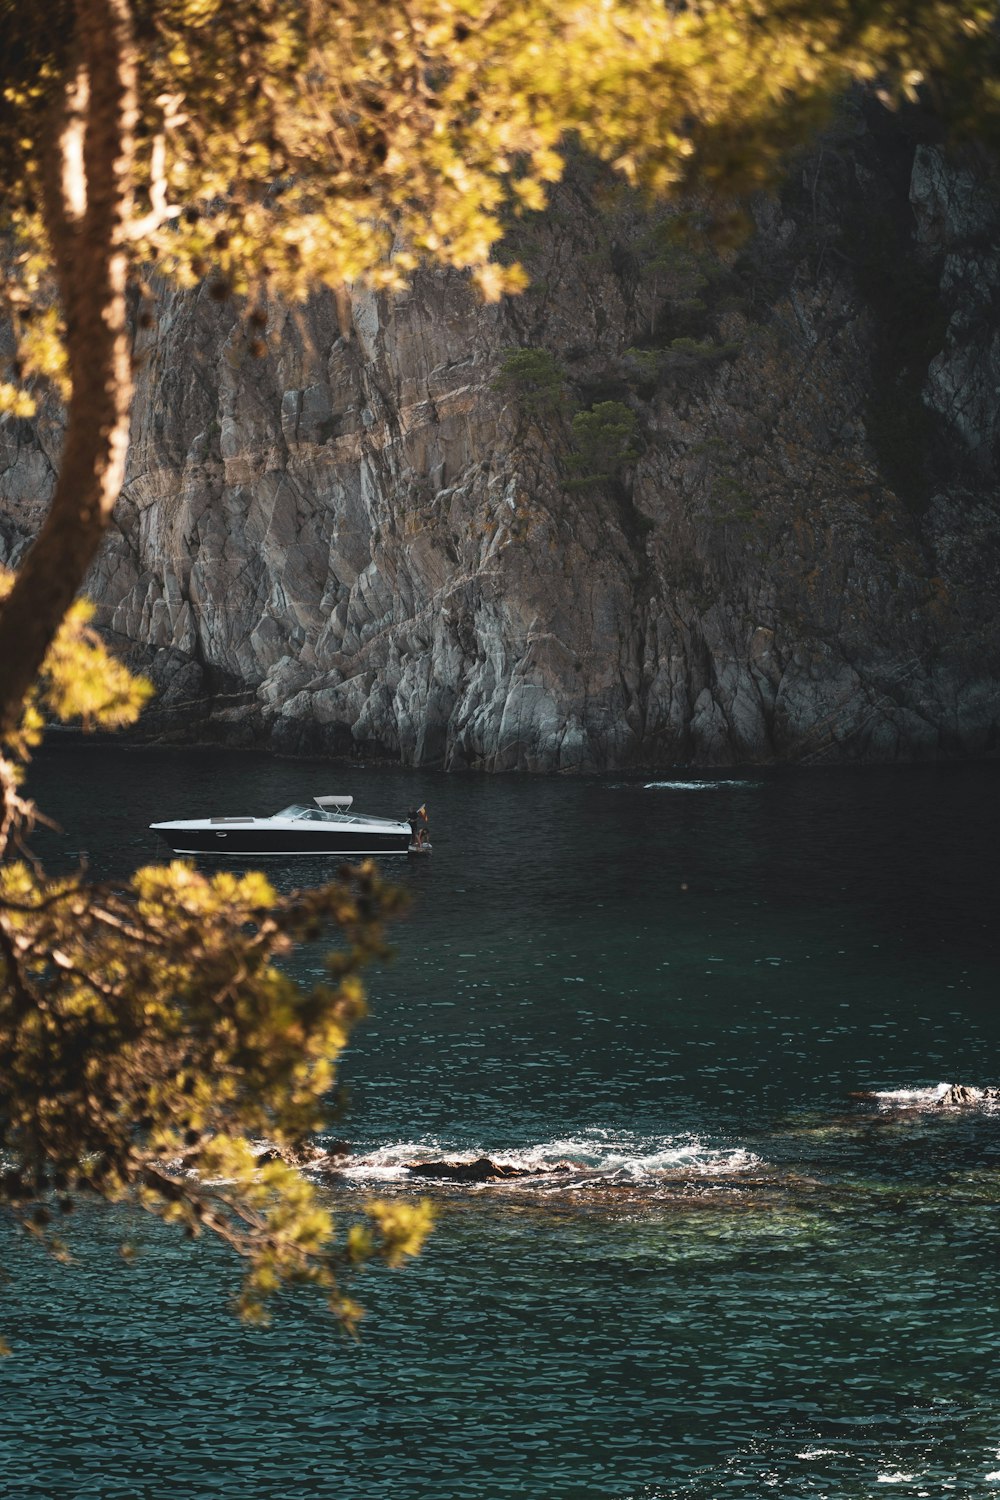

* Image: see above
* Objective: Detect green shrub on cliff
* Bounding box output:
[627,338,741,384]
[564,401,641,488]
[493,347,567,412]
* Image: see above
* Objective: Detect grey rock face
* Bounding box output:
[2,103,999,769]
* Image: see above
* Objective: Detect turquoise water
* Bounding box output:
[3,747,1000,1498]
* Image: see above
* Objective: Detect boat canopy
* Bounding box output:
[315,795,353,811]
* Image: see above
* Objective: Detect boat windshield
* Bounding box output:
[273,803,334,821]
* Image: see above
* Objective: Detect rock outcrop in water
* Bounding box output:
[2,101,999,769]
[853,1083,1000,1111]
[935,1084,1000,1109]
[404,1156,573,1182]
[252,1140,351,1170]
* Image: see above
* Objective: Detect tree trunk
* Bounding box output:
[0,0,136,743]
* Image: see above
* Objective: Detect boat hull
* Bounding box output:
[153,827,411,857]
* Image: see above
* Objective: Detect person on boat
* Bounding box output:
[408,803,429,849]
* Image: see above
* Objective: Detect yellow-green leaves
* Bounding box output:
[0,384,36,418]
[41,600,153,731]
[0,571,153,759]
[366,1198,436,1268]
[1,0,996,398]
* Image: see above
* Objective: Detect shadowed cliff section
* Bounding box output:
[2,103,999,769]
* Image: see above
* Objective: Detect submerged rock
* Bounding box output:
[253,1140,351,1170]
[404,1156,573,1182]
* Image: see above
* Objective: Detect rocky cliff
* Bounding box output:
[2,99,999,770]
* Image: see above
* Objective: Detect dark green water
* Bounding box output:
[3,746,999,1498]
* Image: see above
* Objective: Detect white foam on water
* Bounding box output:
[872,1083,952,1108]
[870,1082,1000,1112]
[796,1449,846,1460]
[533,1130,763,1178]
[877,1474,916,1484]
[643,779,757,791]
[329,1137,451,1182]
[327,1128,764,1185]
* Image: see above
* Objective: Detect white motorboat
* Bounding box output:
[150,795,424,857]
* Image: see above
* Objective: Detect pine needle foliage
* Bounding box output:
[1,0,997,408]
[565,401,641,488]
[492,346,568,421]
